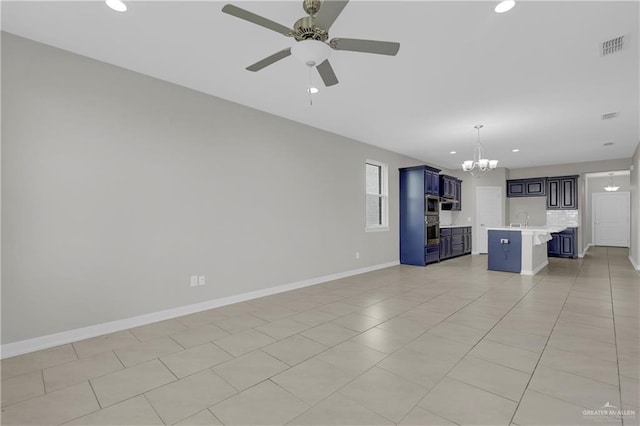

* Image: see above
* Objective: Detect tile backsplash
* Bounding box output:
[440,211,453,226]
[546,209,580,227]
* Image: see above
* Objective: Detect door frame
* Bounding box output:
[592,191,630,247]
[475,186,504,254]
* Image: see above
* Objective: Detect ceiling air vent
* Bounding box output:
[601,112,618,120]
[601,35,625,56]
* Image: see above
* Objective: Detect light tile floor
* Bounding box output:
[2,247,639,425]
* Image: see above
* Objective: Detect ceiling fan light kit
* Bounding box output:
[291,40,331,66]
[221,0,400,88]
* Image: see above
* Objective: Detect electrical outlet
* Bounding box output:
[198,276,205,286]
[190,275,198,287]
[355,251,360,259]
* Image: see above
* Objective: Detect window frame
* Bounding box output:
[365,159,389,232]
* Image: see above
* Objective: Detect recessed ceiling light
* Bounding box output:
[512,148,520,152]
[307,87,319,94]
[450,151,457,154]
[106,0,127,12]
[495,0,515,13]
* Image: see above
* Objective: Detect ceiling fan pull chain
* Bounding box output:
[308,64,314,106]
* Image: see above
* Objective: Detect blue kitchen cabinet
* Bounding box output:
[548,227,577,258]
[547,176,578,209]
[463,227,472,253]
[400,165,441,266]
[548,234,560,256]
[424,166,440,196]
[440,175,462,211]
[451,227,464,257]
[439,227,471,260]
[507,178,547,197]
[440,228,452,260]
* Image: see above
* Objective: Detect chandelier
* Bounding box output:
[461,125,498,177]
[604,172,620,192]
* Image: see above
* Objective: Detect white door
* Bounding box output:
[476,186,504,254]
[593,192,630,247]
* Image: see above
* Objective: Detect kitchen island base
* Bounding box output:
[487,227,561,275]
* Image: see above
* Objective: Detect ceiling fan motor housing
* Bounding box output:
[293,16,328,41]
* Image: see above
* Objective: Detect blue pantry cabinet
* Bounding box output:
[400,165,441,266]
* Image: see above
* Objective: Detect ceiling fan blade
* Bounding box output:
[314,1,349,30]
[330,38,400,56]
[246,48,292,72]
[316,59,339,87]
[222,4,292,36]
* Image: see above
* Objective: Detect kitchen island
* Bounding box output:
[487,226,566,275]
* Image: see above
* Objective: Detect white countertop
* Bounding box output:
[487,226,566,245]
[486,226,567,233]
[439,225,470,228]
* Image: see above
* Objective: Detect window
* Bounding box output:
[366,160,389,231]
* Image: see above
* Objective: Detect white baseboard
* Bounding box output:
[1,261,399,359]
[629,255,640,271]
[579,243,593,258]
[521,260,549,276]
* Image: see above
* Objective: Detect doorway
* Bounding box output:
[593,192,630,247]
[476,186,503,254]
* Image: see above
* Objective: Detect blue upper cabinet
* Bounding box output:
[547,175,578,209]
[424,166,440,196]
[507,178,547,197]
[440,175,462,211]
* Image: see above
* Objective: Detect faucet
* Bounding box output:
[513,210,530,228]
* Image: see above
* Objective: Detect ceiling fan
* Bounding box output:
[221,0,400,87]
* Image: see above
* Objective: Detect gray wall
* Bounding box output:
[1,33,422,344]
[631,144,640,269]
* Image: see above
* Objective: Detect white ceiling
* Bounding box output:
[2,0,639,170]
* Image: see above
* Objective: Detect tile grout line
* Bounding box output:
[87,379,103,410]
[142,393,165,424]
[507,259,585,425]
[607,248,625,426]
[111,349,126,369]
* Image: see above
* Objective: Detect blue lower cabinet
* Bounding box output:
[548,227,577,259]
[439,227,471,261]
[488,231,522,273]
[425,246,440,264]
